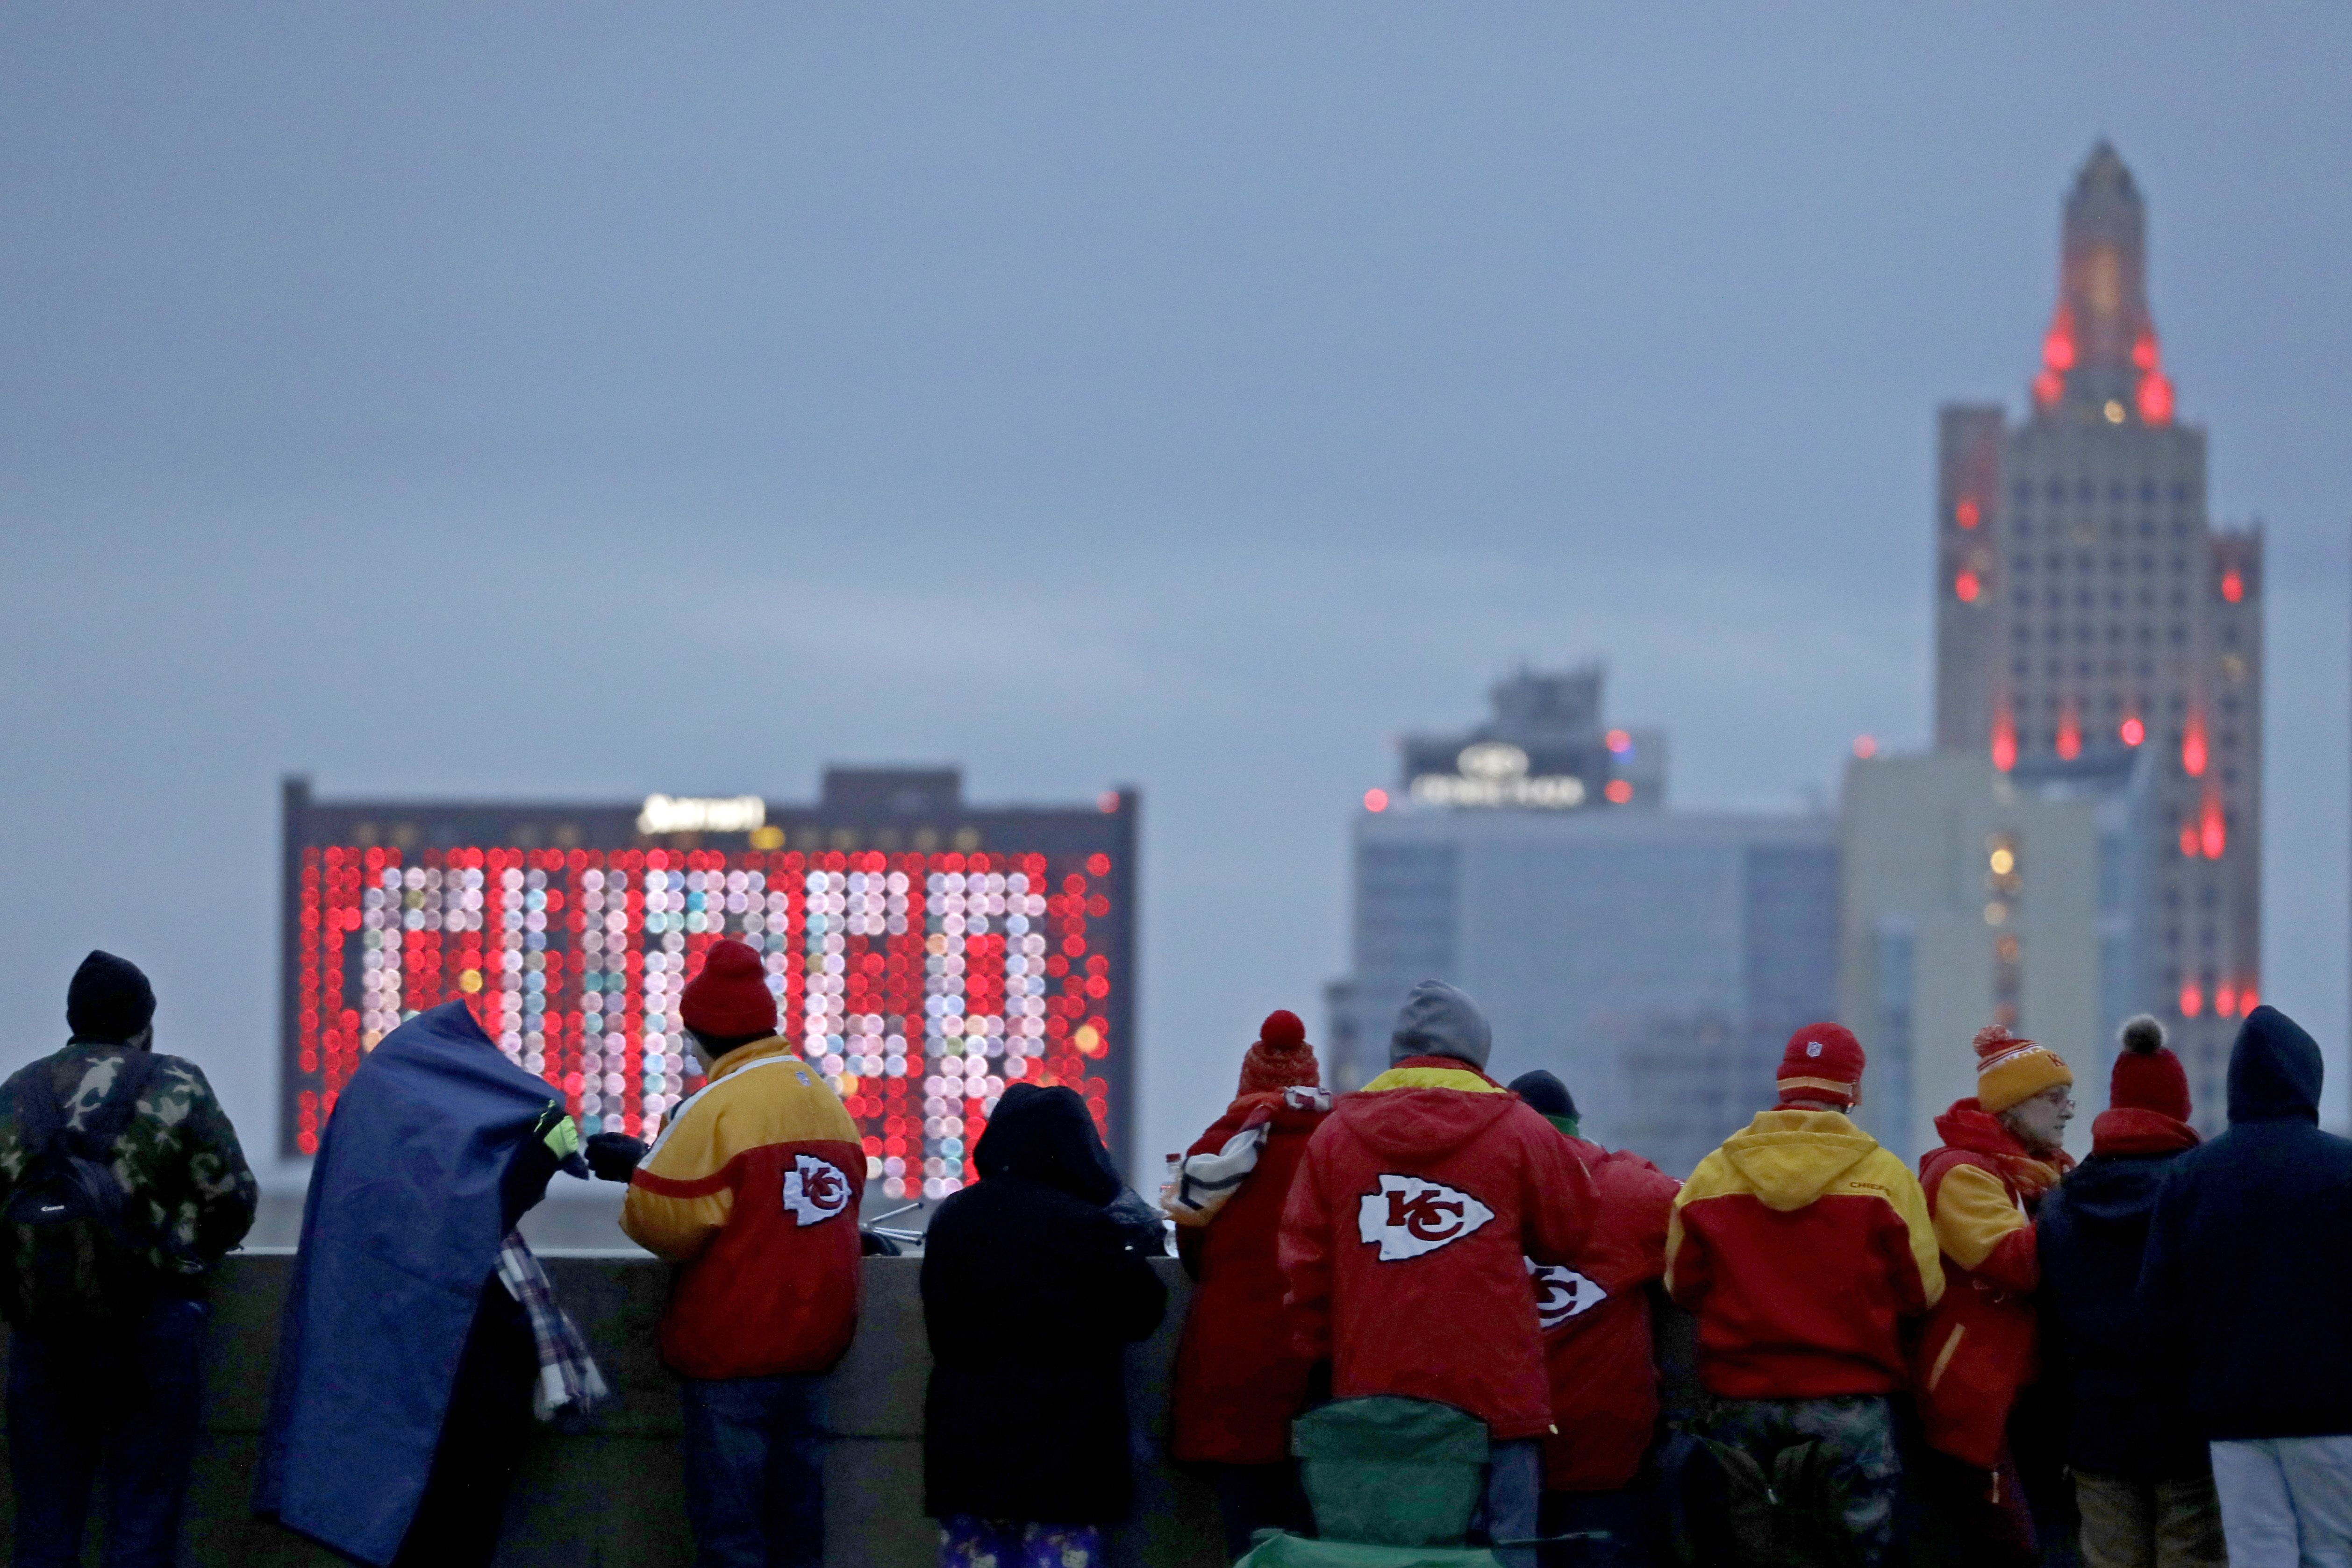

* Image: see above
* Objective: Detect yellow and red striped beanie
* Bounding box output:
[1775,1022,1866,1109]
[1973,1024,2073,1114]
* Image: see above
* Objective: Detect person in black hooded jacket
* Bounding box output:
[2037,1017,2223,1568]
[921,1083,1167,1568]
[2138,1005,2352,1567]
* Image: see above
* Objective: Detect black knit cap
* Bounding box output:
[67,949,156,1043]
[1508,1069,1578,1121]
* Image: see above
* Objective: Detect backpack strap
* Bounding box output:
[63,1050,164,1159]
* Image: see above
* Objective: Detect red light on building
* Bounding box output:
[2215,984,2238,1018]
[1955,499,1980,530]
[2178,821,2200,858]
[2131,332,2159,371]
[1096,791,1121,813]
[1954,571,1981,603]
[2179,982,2204,1018]
[2042,314,2077,371]
[1363,788,1389,813]
[2241,985,2259,1011]
[1604,779,1634,805]
[1852,735,1878,760]
[2119,716,2145,747]
[2200,790,2227,859]
[2221,570,2244,604]
[2138,372,2175,425]
[1991,713,2017,773]
[2182,716,2208,778]
[1604,729,1631,754]
[2056,707,2082,761]
[2032,370,2064,407]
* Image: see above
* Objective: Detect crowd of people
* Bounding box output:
[4,939,2351,1568]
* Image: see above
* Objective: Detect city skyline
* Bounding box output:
[1,8,2344,1176]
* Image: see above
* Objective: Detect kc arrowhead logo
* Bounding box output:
[782,1153,851,1226]
[1524,1257,1608,1330]
[1356,1174,1495,1261]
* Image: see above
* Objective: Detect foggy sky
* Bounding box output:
[3,4,2348,1181]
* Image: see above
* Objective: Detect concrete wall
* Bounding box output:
[0,1251,1226,1568]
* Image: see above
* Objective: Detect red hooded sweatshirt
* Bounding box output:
[1912,1100,2071,1469]
[1279,1057,1597,1440]
[1532,1136,1680,1491]
[1170,1087,1335,1464]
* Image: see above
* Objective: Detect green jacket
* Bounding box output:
[0,1041,259,1280]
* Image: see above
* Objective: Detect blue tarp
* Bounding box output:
[255,1000,576,1566]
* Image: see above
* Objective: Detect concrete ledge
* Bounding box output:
[0,1253,1224,1568]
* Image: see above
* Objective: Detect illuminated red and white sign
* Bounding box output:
[282,776,1136,1203]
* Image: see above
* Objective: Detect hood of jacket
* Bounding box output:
[1387,980,1493,1070]
[2229,1005,2323,1125]
[1336,1057,1518,1160]
[1719,1110,1880,1212]
[972,1083,1121,1204]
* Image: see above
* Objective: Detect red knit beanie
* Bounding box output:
[1775,1023,1866,1110]
[2109,1014,2191,1123]
[1239,1010,1321,1096]
[680,939,779,1038]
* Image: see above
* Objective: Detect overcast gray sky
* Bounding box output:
[4,4,2348,1177]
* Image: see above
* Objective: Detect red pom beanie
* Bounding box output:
[1775,1022,1866,1110]
[2109,1014,2191,1123]
[680,939,779,1038]
[1239,1010,1321,1096]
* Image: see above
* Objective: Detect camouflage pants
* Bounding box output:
[1703,1394,1902,1567]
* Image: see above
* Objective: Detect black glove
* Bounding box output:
[585,1132,647,1183]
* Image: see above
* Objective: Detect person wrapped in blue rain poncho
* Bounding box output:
[256,999,610,1568]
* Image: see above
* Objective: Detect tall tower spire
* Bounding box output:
[2032,142,2175,425]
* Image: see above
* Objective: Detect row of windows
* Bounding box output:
[2015,478,2195,505]
[2012,588,2192,615]
[2011,517,2199,542]
[2014,622,2187,644]
[2014,552,2188,575]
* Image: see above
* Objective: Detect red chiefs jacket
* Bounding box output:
[1913,1100,2070,1468]
[1170,1088,1334,1465]
[1279,1058,1596,1441]
[1667,1110,1943,1399]
[620,1038,866,1380]
[1532,1133,1680,1492]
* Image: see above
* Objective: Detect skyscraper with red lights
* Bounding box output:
[1933,144,2262,1125]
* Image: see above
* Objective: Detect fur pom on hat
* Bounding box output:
[2109,1013,2191,1123]
[1973,1023,2073,1115]
[1239,1010,1321,1096]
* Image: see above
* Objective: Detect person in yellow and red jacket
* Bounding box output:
[1666,1024,1941,1568]
[1911,1023,2075,1567]
[1507,1069,1680,1568]
[1279,981,1596,1568]
[618,938,865,1568]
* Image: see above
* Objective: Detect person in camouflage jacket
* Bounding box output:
[0,949,257,1568]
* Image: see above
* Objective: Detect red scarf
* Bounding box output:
[2090,1107,2199,1157]
[1933,1099,2075,1199]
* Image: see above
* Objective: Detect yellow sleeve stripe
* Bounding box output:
[1360,1065,1506,1095]
[1932,1161,2027,1272]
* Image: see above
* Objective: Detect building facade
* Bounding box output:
[1329,669,1837,1178]
[280,769,1138,1191]
[1839,749,2155,1160]
[1929,143,2260,1127]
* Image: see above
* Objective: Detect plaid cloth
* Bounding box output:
[495,1230,609,1421]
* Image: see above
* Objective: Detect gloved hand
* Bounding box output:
[585,1132,647,1183]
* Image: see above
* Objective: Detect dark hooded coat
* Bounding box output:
[2138,1005,2352,1441]
[921,1083,1167,1523]
[2036,1105,2203,1479]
